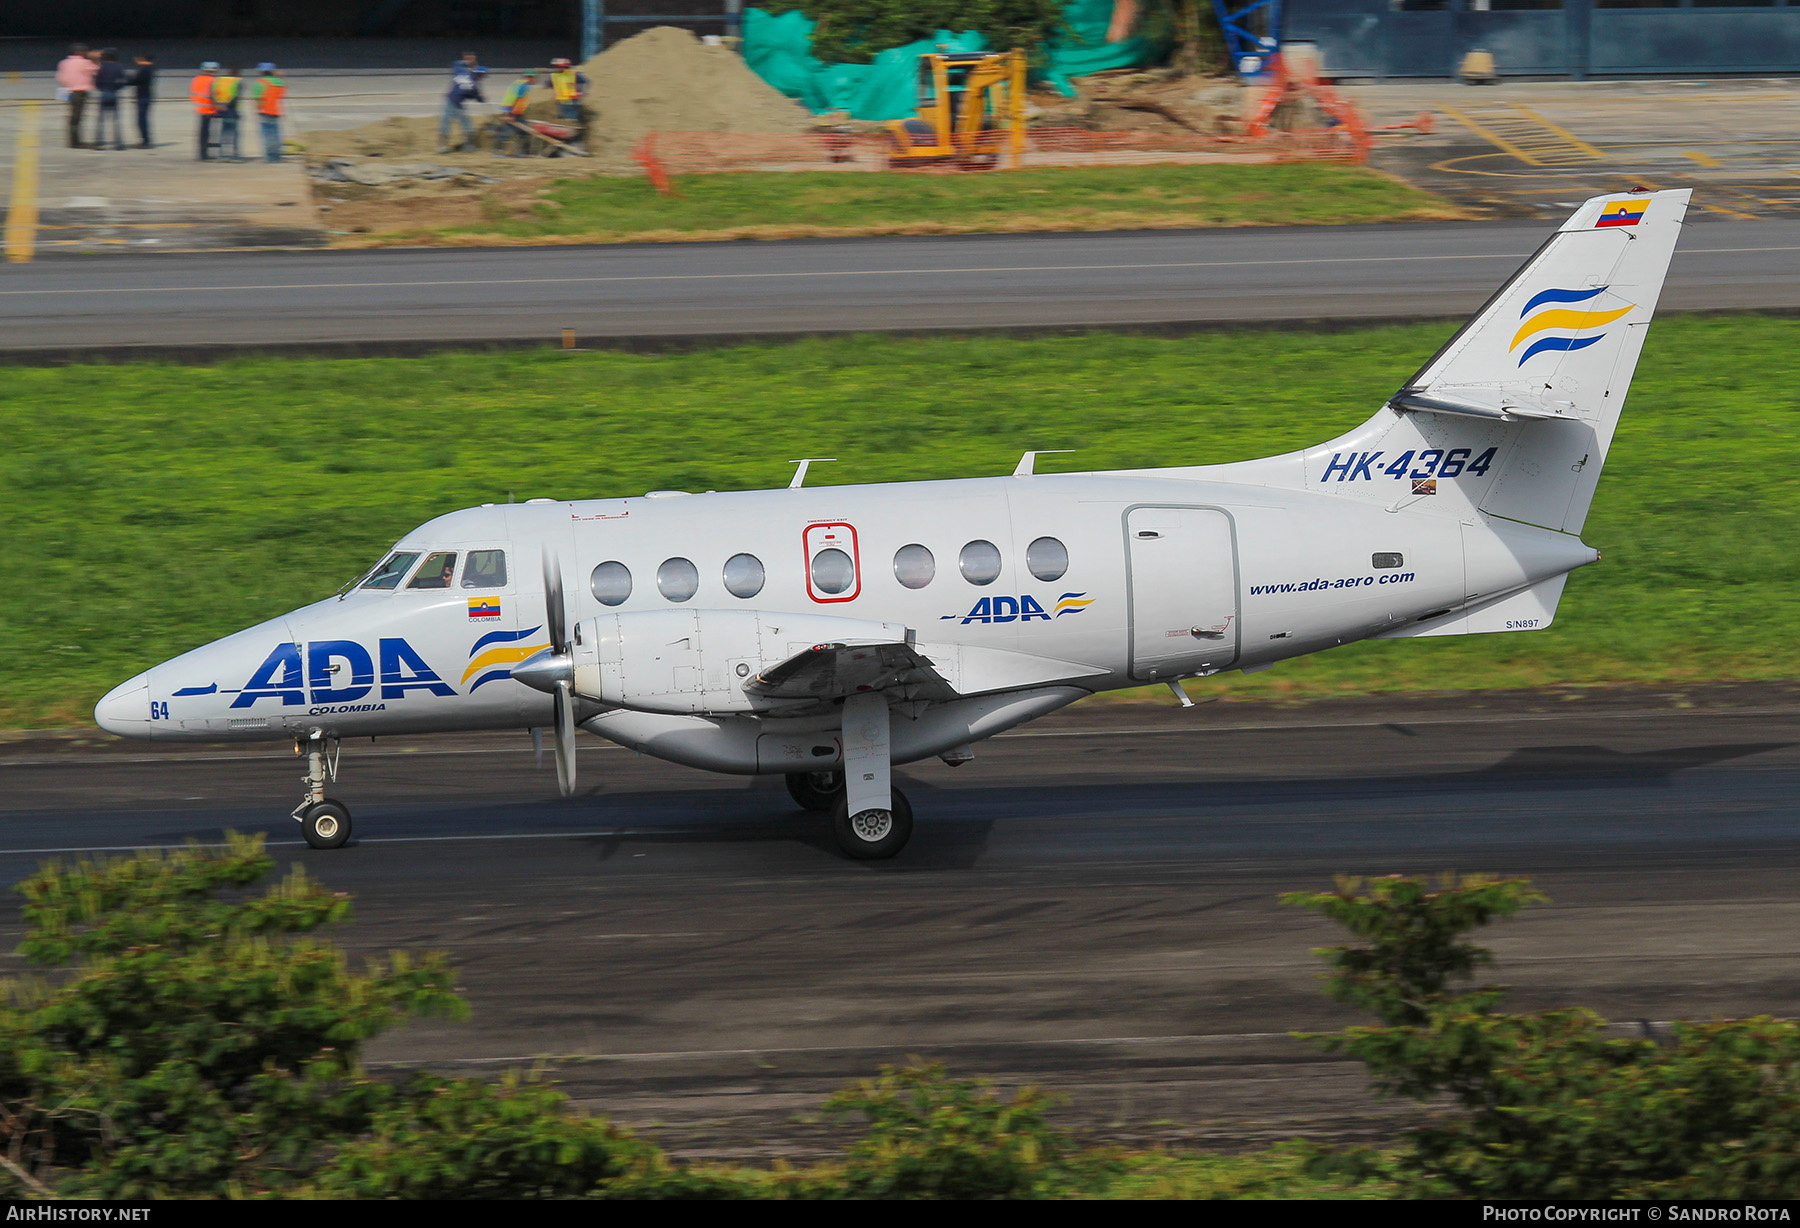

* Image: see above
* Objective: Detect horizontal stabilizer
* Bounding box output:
[1378,574,1570,639]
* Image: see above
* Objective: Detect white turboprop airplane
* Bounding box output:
[95,189,1687,857]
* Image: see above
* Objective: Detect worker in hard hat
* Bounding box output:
[491,70,538,156]
[547,57,587,125]
[190,60,219,160]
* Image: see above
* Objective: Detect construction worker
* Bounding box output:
[440,51,487,153]
[251,63,285,162]
[190,60,219,159]
[547,57,587,124]
[213,64,242,160]
[492,70,538,156]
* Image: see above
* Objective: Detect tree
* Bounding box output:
[1286,873,1800,1199]
[760,1,1069,64]
[0,835,461,1197]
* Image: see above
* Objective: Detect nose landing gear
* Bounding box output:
[293,732,352,850]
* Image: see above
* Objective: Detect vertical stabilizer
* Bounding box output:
[1210,189,1692,537]
[1394,187,1690,533]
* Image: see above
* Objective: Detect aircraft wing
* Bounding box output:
[745,638,1107,707]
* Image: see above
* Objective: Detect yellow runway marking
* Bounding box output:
[1440,101,1606,168]
[3,99,42,264]
[1684,150,1724,168]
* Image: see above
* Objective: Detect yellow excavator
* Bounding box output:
[882,49,1028,170]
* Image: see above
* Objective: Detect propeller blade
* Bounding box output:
[532,726,544,771]
[554,679,577,797]
[541,549,568,653]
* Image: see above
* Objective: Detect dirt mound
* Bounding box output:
[303,27,811,176]
[566,25,811,162]
[301,116,444,160]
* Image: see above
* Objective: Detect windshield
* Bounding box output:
[408,551,458,589]
[361,551,420,590]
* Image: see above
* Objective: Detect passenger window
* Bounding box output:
[959,540,1001,586]
[893,543,935,590]
[462,549,508,589]
[723,553,765,599]
[362,551,420,590]
[1026,536,1068,582]
[810,548,855,596]
[590,560,632,606]
[1373,552,1404,570]
[407,552,458,589]
[658,557,699,603]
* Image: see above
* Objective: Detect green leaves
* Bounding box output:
[0,837,464,1198]
[760,1,1068,63]
[1282,873,1546,1026]
[822,1061,1082,1198]
[1292,872,1800,1198]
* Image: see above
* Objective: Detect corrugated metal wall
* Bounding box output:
[1286,1,1800,79]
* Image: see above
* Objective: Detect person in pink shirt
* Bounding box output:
[56,43,98,148]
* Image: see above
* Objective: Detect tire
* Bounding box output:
[831,787,912,861]
[301,800,352,850]
[785,770,844,812]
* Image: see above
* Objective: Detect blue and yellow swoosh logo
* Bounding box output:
[1509,285,1632,366]
[463,625,548,691]
[1053,592,1094,617]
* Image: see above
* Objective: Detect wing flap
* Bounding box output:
[746,639,1107,705]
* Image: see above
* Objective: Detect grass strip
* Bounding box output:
[4,315,1795,729]
[329,162,1462,247]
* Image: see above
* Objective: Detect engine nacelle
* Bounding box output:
[569,608,907,715]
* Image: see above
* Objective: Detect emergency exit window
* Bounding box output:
[804,523,860,603]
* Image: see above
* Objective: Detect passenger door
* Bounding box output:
[1126,506,1239,681]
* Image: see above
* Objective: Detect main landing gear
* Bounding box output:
[785,692,914,861]
[787,769,914,861]
[293,732,352,850]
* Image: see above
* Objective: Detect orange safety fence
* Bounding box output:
[633,118,1370,194]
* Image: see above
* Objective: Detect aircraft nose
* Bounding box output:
[94,672,152,738]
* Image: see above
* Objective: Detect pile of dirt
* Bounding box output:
[561,25,813,163]
[1032,69,1248,137]
[302,27,811,178]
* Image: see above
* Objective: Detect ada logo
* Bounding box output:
[231,639,456,708]
[943,593,1092,625]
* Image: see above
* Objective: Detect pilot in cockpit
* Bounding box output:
[409,552,457,590]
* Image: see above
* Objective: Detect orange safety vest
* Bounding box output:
[189,72,215,114]
[256,78,285,116]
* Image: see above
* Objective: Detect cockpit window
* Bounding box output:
[462,549,508,589]
[408,552,458,589]
[361,551,420,590]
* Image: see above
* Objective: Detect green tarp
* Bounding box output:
[742,2,1169,119]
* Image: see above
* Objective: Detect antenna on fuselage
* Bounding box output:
[1013,450,1074,477]
[788,458,837,489]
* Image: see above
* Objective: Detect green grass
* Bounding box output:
[354,162,1460,246]
[5,314,1797,729]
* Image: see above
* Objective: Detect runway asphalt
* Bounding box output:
[5,219,1799,358]
[5,683,1798,1157]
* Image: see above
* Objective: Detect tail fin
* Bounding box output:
[1281,188,1690,534]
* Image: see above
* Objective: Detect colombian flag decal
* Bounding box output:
[468,597,501,620]
[1596,199,1647,228]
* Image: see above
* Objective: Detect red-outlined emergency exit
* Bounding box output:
[803,522,861,603]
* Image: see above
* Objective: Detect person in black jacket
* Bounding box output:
[94,49,126,150]
[131,53,155,148]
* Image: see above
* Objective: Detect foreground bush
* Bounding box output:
[1287,874,1800,1198]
